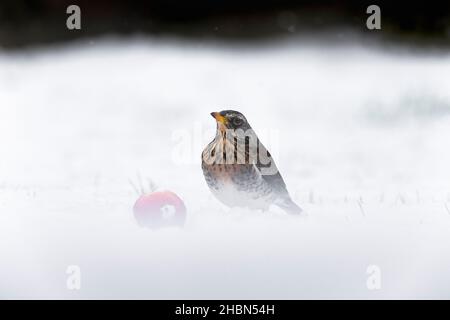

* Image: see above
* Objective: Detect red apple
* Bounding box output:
[133,191,187,229]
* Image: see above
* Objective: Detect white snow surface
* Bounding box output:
[1,36,450,299]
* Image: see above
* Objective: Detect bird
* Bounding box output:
[201,110,303,215]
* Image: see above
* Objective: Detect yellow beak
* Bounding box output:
[210,112,228,125]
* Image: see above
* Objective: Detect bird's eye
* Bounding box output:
[233,118,243,126]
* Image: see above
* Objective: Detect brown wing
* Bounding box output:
[253,140,303,214]
[245,138,290,197]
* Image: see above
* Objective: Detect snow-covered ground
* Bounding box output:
[1,36,450,299]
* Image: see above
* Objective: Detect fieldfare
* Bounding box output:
[202,110,303,215]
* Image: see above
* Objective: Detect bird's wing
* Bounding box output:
[253,141,304,215]
[251,139,289,196]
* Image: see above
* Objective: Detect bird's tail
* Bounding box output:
[276,197,305,215]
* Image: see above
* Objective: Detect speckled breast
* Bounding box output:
[201,161,274,210]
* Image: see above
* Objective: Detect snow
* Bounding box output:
[0,36,450,299]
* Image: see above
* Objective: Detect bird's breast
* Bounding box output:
[201,162,274,210]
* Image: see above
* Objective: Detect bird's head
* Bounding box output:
[210,110,251,132]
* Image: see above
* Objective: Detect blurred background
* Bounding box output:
[0,0,449,48]
[1,1,450,299]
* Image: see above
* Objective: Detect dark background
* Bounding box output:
[0,0,449,49]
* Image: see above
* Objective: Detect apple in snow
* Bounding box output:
[133,191,187,228]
